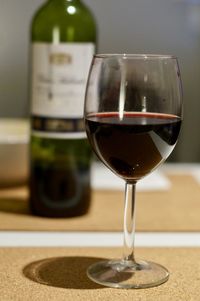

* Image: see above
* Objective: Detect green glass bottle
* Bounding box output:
[29,0,96,217]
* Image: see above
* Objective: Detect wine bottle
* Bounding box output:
[29,0,96,217]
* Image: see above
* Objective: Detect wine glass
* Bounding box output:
[84,54,183,289]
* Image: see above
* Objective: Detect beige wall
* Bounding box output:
[0,0,200,161]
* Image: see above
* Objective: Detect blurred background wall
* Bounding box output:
[0,0,200,161]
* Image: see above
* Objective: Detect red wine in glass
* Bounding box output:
[85,112,181,181]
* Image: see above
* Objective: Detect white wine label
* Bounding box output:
[31,42,94,136]
[32,130,87,139]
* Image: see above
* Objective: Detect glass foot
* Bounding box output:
[87,259,169,289]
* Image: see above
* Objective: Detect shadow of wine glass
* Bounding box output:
[23,256,106,289]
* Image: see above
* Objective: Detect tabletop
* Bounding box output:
[1,163,200,300]
[0,162,199,248]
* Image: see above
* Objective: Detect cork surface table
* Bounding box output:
[1,247,200,301]
[0,163,199,232]
[0,164,200,300]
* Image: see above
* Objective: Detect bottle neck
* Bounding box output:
[48,0,81,3]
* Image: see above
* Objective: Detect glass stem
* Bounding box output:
[123,182,137,263]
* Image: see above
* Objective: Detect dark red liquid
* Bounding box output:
[85,112,181,181]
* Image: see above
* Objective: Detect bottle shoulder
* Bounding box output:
[31,1,96,42]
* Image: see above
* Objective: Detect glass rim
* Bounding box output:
[94,53,177,60]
